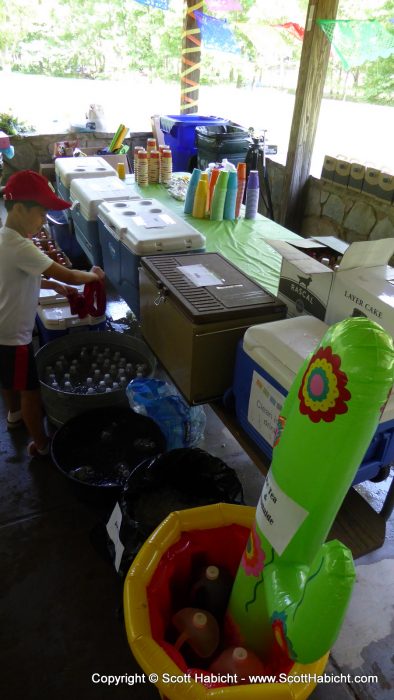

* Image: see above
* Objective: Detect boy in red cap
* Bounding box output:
[0,169,105,457]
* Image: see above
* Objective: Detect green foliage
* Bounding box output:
[360,0,394,104]
[2,0,392,106]
[0,111,34,134]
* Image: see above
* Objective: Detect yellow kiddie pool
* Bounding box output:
[123,503,329,700]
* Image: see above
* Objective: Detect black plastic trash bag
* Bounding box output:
[97,448,244,578]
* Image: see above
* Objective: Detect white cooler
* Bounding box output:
[97,197,206,317]
[232,315,394,484]
[55,156,116,201]
[36,301,106,345]
[69,176,141,267]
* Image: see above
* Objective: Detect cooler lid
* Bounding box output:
[39,283,83,305]
[37,303,105,329]
[141,252,287,323]
[70,176,140,220]
[243,316,329,375]
[55,157,116,186]
[98,198,205,252]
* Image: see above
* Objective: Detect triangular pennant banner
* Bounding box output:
[194,10,241,54]
[275,22,305,41]
[317,19,394,70]
[205,0,242,11]
[133,0,169,9]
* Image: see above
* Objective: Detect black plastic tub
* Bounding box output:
[51,406,166,505]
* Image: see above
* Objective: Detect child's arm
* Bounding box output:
[43,261,105,285]
[40,277,78,296]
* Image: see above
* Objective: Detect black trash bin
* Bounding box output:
[195,122,252,170]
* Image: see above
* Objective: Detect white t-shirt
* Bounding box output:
[0,226,52,345]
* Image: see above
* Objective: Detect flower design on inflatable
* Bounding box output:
[272,612,296,660]
[273,415,286,448]
[298,346,351,423]
[241,523,265,576]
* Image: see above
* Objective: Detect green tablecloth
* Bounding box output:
[131,182,301,296]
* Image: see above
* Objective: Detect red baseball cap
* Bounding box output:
[3,170,71,210]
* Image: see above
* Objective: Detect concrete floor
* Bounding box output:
[0,238,393,697]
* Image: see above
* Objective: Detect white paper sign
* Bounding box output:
[177,264,223,287]
[106,502,125,572]
[256,471,308,555]
[247,370,284,447]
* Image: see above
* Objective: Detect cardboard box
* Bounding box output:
[326,239,394,336]
[362,166,381,198]
[267,236,348,320]
[348,162,366,192]
[321,155,337,182]
[333,158,351,187]
[377,171,394,204]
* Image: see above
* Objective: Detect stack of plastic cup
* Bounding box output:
[160,149,172,185]
[235,162,247,217]
[223,170,238,220]
[146,137,157,155]
[210,170,229,221]
[137,150,148,187]
[184,168,202,214]
[148,150,160,184]
[245,169,260,219]
[133,146,144,179]
[192,175,208,218]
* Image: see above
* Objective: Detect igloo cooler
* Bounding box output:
[97,197,206,318]
[55,156,116,201]
[36,296,106,345]
[139,252,287,404]
[232,315,394,484]
[70,176,140,266]
[36,303,106,345]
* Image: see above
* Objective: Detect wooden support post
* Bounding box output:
[180,0,202,114]
[280,0,339,231]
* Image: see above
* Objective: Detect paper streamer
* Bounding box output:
[194,11,241,54]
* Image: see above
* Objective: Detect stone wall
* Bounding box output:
[301,176,394,243]
[261,159,394,245]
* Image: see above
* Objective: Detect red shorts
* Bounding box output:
[0,343,40,391]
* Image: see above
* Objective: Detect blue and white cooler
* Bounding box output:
[97,197,206,317]
[69,176,140,267]
[55,156,116,201]
[232,315,394,484]
[36,286,106,345]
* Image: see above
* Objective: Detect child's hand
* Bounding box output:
[90,266,105,281]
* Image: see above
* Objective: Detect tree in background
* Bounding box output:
[362,0,394,104]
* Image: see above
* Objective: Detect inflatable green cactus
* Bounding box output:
[227,317,394,663]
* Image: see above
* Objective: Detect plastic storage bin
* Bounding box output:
[97,197,206,318]
[196,123,252,171]
[55,156,116,201]
[69,176,140,267]
[232,316,394,484]
[35,302,106,345]
[159,115,228,172]
[46,209,85,262]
